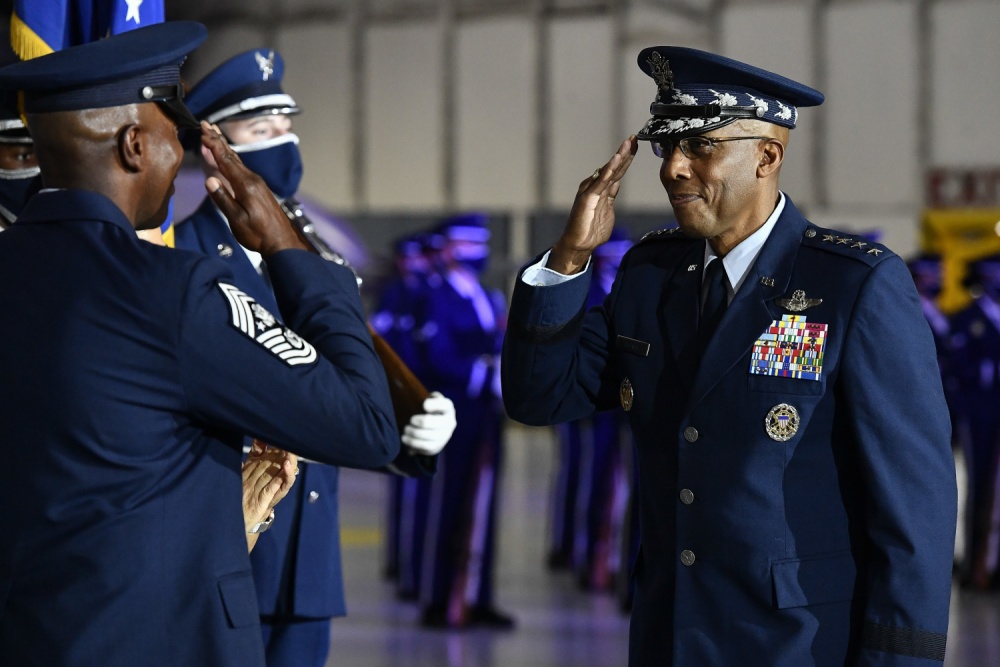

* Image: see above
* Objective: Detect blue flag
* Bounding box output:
[12,1,164,58]
[12,1,172,238]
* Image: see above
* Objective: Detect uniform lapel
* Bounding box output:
[662,242,704,395]
[179,199,281,316]
[686,198,809,408]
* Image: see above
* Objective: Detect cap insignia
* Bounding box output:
[646,51,674,92]
[255,50,275,81]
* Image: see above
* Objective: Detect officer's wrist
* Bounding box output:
[247,509,275,534]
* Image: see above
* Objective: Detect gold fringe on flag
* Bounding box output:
[10,11,54,60]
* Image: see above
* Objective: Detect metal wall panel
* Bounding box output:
[454,18,538,209]
[364,22,446,209]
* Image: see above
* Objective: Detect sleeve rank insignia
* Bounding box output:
[775,289,822,312]
[218,282,318,367]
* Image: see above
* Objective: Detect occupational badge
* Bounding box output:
[749,314,827,381]
[775,289,822,312]
[218,282,318,367]
[765,403,800,442]
[620,377,634,412]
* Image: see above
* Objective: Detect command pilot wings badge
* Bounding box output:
[775,289,822,312]
[218,283,317,366]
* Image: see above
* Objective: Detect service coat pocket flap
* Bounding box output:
[217,571,260,628]
[772,551,856,609]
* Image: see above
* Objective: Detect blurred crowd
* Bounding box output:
[911,253,1000,591]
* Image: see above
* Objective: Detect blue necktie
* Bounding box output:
[699,259,728,353]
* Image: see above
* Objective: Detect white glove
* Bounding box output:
[401,391,457,456]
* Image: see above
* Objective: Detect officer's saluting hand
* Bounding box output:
[198,121,310,258]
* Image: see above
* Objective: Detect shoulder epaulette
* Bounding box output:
[637,226,690,243]
[800,225,895,266]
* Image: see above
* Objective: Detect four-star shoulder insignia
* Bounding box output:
[639,226,683,242]
[805,227,894,265]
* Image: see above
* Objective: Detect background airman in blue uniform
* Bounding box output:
[949,255,1000,589]
[174,48,455,667]
[0,89,40,227]
[415,214,514,629]
[503,46,956,666]
[0,23,402,666]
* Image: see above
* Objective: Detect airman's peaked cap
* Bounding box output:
[0,21,206,129]
[184,48,300,125]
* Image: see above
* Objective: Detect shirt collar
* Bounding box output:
[702,191,786,295]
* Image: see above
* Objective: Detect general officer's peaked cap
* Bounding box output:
[0,22,206,129]
[636,46,824,142]
[184,48,301,126]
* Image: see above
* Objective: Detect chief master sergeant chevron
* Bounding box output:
[501,46,956,666]
[0,22,398,667]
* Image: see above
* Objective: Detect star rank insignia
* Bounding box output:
[867,248,883,256]
[775,289,822,312]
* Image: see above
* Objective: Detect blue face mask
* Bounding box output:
[232,133,303,199]
[0,166,41,224]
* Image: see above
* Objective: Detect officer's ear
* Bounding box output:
[117,123,143,174]
[756,138,784,178]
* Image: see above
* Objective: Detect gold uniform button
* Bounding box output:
[308,491,320,503]
[683,427,699,443]
[680,550,696,566]
[679,489,694,505]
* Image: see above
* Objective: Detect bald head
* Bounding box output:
[27,103,184,230]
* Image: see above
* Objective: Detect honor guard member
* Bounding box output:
[949,255,1000,589]
[373,232,438,588]
[416,213,514,629]
[0,89,41,227]
[174,48,455,667]
[547,228,632,591]
[0,23,403,667]
[502,46,956,666]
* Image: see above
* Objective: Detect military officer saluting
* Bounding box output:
[0,23,400,666]
[502,47,956,665]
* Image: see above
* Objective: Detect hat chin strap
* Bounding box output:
[649,102,764,120]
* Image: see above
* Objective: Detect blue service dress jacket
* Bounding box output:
[175,198,433,622]
[502,197,956,666]
[0,190,399,667]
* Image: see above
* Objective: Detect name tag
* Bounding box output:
[749,314,827,381]
[616,335,650,357]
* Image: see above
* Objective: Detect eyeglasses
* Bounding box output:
[651,135,771,160]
